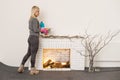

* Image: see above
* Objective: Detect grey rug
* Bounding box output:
[0,62,120,80]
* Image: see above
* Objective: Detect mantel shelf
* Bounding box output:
[40,34,84,39]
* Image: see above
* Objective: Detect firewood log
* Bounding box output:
[43,59,52,68]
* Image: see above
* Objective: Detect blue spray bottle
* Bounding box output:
[39,21,45,28]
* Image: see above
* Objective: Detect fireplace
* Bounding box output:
[42,48,70,69]
[29,38,85,71]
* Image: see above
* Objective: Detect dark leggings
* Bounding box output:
[21,35,39,67]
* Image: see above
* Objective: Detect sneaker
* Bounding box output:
[29,67,39,75]
[17,65,24,73]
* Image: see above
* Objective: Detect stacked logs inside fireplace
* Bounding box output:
[43,59,70,68]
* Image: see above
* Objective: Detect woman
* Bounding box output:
[17,6,40,75]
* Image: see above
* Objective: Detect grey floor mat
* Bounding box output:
[0,62,120,80]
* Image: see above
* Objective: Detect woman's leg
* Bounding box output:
[30,36,39,67]
[21,47,31,65]
[18,37,31,73]
[21,37,31,65]
[29,36,39,75]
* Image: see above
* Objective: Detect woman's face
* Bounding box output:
[34,9,39,17]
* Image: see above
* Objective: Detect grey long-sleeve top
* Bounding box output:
[29,17,40,37]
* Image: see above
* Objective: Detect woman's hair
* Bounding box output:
[30,6,39,18]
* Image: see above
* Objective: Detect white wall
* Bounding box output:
[0,0,120,67]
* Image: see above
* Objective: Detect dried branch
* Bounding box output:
[40,34,84,39]
[94,31,120,56]
[76,49,89,57]
[75,30,120,58]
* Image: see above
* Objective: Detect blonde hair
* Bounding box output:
[30,6,39,18]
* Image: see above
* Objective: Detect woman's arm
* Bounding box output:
[32,19,40,33]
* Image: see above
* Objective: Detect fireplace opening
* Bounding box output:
[42,48,70,69]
